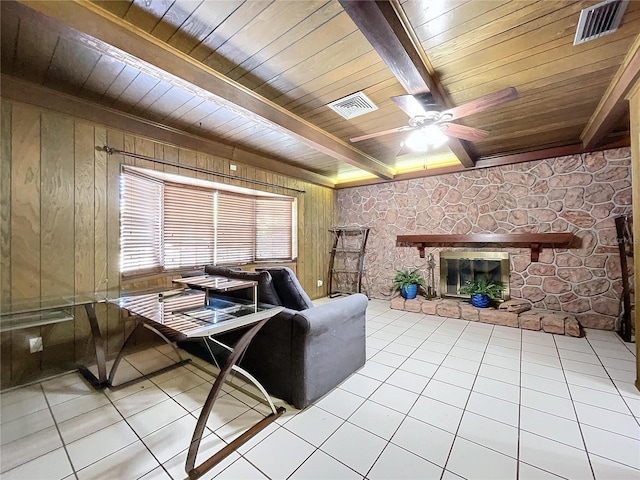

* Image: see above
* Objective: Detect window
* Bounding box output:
[120,173,163,274]
[164,184,215,269]
[120,168,296,275]
[256,197,293,260]
[216,191,255,265]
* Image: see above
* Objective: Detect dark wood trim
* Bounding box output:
[614,216,633,342]
[338,0,477,168]
[582,33,640,149]
[475,138,630,169]
[17,0,394,180]
[397,233,576,262]
[1,75,336,188]
[336,138,630,188]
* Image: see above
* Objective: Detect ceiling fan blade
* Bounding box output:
[441,123,489,142]
[440,87,518,122]
[390,94,429,118]
[350,125,414,143]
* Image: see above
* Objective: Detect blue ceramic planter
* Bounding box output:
[401,284,418,299]
[470,293,491,308]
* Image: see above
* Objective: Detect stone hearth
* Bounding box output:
[390,296,582,337]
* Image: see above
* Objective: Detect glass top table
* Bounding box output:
[0,294,103,315]
[172,275,257,293]
[0,294,105,333]
[172,275,259,310]
[0,293,109,388]
[108,285,284,479]
[111,288,278,338]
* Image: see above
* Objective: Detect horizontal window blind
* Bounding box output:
[256,197,293,260]
[216,192,255,265]
[120,169,297,275]
[120,173,163,274]
[164,184,214,269]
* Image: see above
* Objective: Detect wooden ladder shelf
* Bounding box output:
[328,227,370,298]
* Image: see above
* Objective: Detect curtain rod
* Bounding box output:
[102,146,306,194]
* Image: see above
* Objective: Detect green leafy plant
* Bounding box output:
[458,277,504,299]
[392,268,427,291]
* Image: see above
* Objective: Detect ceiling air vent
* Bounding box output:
[327,92,378,120]
[574,0,628,45]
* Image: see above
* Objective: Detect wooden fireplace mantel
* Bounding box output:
[396,233,576,262]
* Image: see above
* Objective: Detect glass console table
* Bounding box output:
[0,294,110,389]
[110,279,284,479]
[172,274,258,309]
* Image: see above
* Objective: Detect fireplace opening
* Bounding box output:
[439,251,510,301]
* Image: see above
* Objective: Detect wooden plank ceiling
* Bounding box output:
[1,0,638,187]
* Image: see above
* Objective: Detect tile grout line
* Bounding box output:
[42,382,80,480]
[309,311,450,479]
[584,334,639,419]
[2,304,637,480]
[354,311,448,479]
[517,334,573,480]
[426,316,494,480]
[364,313,445,479]
[555,333,598,480]
[516,327,523,480]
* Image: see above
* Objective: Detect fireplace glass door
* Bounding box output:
[439,251,510,301]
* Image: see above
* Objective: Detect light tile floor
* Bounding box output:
[1,298,639,479]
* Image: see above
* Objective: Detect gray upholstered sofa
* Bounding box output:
[195,265,368,409]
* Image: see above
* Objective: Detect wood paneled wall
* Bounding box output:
[0,99,337,389]
[628,81,640,390]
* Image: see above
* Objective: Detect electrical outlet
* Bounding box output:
[29,337,43,353]
[230,164,237,171]
[317,279,323,287]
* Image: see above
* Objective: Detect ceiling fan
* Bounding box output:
[349,87,519,155]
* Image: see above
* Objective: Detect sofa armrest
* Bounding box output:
[290,294,368,408]
[292,294,368,335]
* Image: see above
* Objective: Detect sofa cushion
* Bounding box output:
[257,267,313,311]
[204,265,281,305]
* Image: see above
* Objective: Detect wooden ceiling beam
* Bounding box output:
[581,32,640,149]
[1,75,336,188]
[17,0,395,180]
[339,0,477,168]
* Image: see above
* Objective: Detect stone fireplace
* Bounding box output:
[337,148,633,330]
[440,251,510,300]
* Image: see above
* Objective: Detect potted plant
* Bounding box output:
[393,268,427,299]
[459,277,504,308]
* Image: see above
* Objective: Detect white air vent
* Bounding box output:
[574,0,628,45]
[327,92,378,120]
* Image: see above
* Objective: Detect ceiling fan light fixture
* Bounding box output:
[405,129,431,152]
[424,125,448,148]
[405,125,448,151]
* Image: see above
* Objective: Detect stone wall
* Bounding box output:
[337,148,634,330]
